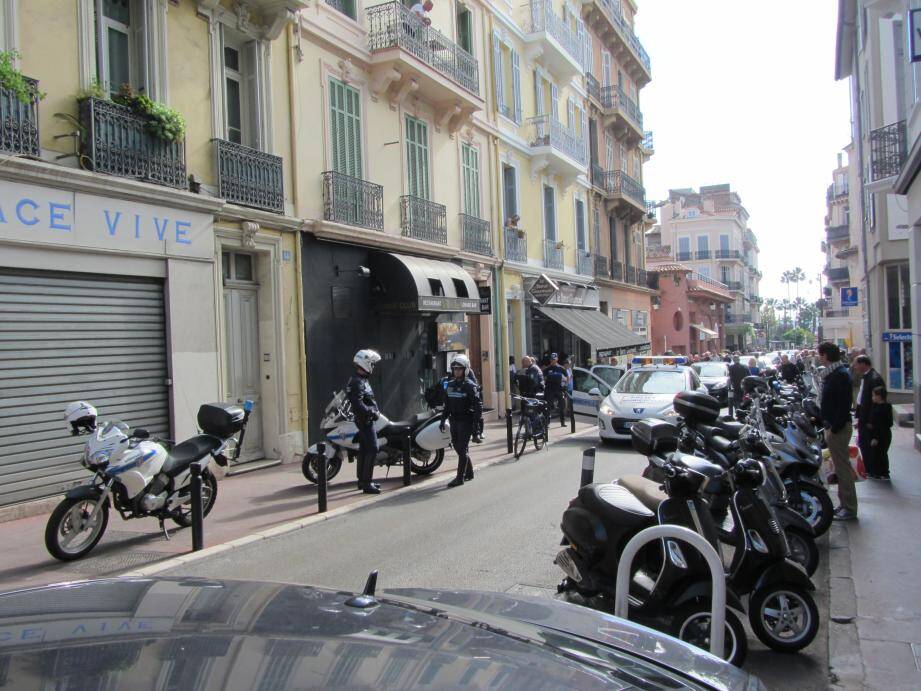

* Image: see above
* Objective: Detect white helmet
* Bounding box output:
[64,401,97,433]
[450,354,470,371]
[353,349,382,374]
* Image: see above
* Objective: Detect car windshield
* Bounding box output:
[593,367,623,388]
[692,363,728,377]
[616,370,687,394]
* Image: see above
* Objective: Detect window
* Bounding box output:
[222,251,255,283]
[886,340,913,391]
[602,51,612,87]
[575,199,586,250]
[543,184,556,240]
[605,134,614,171]
[405,116,430,199]
[697,235,709,252]
[719,234,729,251]
[456,3,472,53]
[609,215,618,261]
[461,143,480,217]
[678,236,691,257]
[721,266,731,284]
[329,78,362,177]
[886,263,911,329]
[222,28,265,149]
[96,0,134,97]
[502,164,518,224]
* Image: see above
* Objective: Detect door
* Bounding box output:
[571,367,610,416]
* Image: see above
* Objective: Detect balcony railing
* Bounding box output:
[870,120,906,181]
[696,250,711,260]
[625,264,636,284]
[599,86,643,128]
[79,97,186,189]
[826,266,849,282]
[529,115,586,164]
[689,272,730,291]
[593,253,608,277]
[676,251,693,261]
[400,195,447,243]
[322,171,384,230]
[543,238,564,270]
[826,225,849,242]
[460,214,492,255]
[826,183,848,200]
[526,1,583,68]
[598,170,645,205]
[215,139,283,213]
[577,251,594,276]
[591,162,604,188]
[636,268,648,287]
[366,2,479,96]
[726,280,743,291]
[592,0,652,74]
[714,249,741,259]
[724,314,751,324]
[504,227,528,263]
[0,78,40,157]
[611,259,624,282]
[586,73,601,103]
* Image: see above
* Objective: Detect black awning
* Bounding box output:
[537,306,650,358]
[371,252,480,313]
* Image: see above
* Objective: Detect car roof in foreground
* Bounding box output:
[0,577,759,691]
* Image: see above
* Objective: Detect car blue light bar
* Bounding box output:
[631,356,690,366]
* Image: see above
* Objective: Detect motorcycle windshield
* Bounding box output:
[100,421,129,436]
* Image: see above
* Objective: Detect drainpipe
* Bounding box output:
[854,44,873,352]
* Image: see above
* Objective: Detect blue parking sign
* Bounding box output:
[841,287,858,307]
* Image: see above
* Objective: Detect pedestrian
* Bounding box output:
[867,386,893,481]
[542,353,569,426]
[509,356,517,393]
[779,354,798,383]
[747,357,760,376]
[563,356,574,398]
[852,354,885,479]
[517,355,545,397]
[440,354,481,488]
[346,349,382,495]
[410,0,433,24]
[817,341,857,520]
[728,355,749,401]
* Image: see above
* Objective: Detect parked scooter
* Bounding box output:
[301,387,450,483]
[46,400,253,561]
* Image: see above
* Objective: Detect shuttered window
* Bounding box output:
[510,49,522,123]
[543,185,556,240]
[405,116,430,199]
[575,199,586,250]
[461,143,480,217]
[492,32,506,116]
[329,78,362,178]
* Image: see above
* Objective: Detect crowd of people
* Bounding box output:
[509,353,574,426]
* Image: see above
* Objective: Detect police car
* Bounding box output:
[597,357,708,441]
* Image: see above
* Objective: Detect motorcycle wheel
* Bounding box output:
[172,472,219,527]
[787,479,833,537]
[45,496,110,561]
[785,526,819,577]
[410,447,444,475]
[671,601,748,667]
[301,453,343,484]
[748,583,819,652]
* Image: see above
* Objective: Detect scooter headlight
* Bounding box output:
[666,540,688,569]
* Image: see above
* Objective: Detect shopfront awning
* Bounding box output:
[370,252,481,313]
[537,306,650,358]
[691,323,719,338]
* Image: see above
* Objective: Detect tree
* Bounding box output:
[782,327,813,346]
[790,267,807,302]
[761,300,779,344]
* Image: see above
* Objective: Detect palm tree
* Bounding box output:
[790,267,807,302]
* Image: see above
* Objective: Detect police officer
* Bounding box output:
[346,349,382,495]
[543,352,569,426]
[440,354,482,488]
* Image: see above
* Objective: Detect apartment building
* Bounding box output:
[819,150,866,348]
[647,185,762,351]
[0,0,308,506]
[836,0,915,423]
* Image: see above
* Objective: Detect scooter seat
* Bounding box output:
[380,422,413,437]
[618,475,668,512]
[716,420,745,439]
[162,434,222,476]
[579,483,655,529]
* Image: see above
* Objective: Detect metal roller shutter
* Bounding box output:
[0,269,170,506]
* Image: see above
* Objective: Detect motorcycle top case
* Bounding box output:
[630,419,679,457]
[415,418,451,451]
[198,403,245,438]
[673,390,721,424]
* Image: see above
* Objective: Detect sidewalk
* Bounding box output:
[829,425,921,690]
[0,416,597,593]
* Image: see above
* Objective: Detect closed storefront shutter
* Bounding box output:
[0,269,170,506]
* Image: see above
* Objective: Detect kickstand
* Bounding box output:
[159,518,171,541]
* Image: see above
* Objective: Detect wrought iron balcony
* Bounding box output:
[0,77,40,157]
[696,250,711,260]
[366,2,479,96]
[586,73,601,103]
[714,249,741,259]
[726,281,743,291]
[400,195,447,243]
[625,264,636,284]
[636,268,648,287]
[724,314,752,324]
[676,251,693,261]
[577,250,594,276]
[504,227,527,263]
[591,162,604,188]
[598,170,645,206]
[826,225,849,242]
[215,139,283,213]
[826,183,848,200]
[529,115,586,166]
[593,253,608,278]
[460,214,492,255]
[610,259,624,282]
[543,238,564,270]
[826,266,849,283]
[524,1,583,78]
[870,120,906,181]
[584,0,651,78]
[599,85,643,129]
[322,171,384,230]
[79,97,186,189]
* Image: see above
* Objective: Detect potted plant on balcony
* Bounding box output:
[0,50,44,104]
[112,85,186,142]
[555,240,565,250]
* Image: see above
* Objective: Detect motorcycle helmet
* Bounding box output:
[65,401,97,435]
[353,349,381,375]
[741,375,768,395]
[450,353,470,371]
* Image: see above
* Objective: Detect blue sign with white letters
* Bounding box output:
[840,287,858,307]
[882,331,912,342]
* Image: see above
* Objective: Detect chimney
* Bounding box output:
[837,152,843,168]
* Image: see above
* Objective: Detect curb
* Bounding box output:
[121,425,600,579]
[827,521,864,690]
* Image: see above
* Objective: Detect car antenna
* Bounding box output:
[345,569,379,609]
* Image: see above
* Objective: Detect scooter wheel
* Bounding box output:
[748,583,819,652]
[789,480,833,537]
[301,453,342,483]
[670,601,748,667]
[785,526,820,577]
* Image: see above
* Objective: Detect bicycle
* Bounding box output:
[511,395,550,458]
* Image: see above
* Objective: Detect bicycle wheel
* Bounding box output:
[514,417,529,459]
[533,417,546,450]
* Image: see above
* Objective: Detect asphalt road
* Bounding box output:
[165,423,829,688]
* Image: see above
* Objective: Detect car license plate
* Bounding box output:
[554,548,582,583]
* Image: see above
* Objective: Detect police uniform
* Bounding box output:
[442,375,482,485]
[346,373,379,490]
[543,363,568,425]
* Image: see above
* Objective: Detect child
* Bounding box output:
[867,386,893,480]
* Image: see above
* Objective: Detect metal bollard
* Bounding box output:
[317,442,328,514]
[402,435,412,486]
[727,388,734,418]
[506,409,513,454]
[190,461,204,551]
[580,447,595,488]
[569,394,576,434]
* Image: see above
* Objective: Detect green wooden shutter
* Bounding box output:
[406,116,430,199]
[543,185,555,240]
[510,49,522,123]
[461,143,480,217]
[329,78,362,177]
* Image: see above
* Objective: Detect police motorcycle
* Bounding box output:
[46,400,253,561]
[555,434,749,666]
[628,418,820,653]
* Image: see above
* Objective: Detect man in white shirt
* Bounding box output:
[410,0,433,25]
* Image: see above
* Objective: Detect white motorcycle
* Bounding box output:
[301,389,451,483]
[45,400,253,561]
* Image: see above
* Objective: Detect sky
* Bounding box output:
[635,1,852,303]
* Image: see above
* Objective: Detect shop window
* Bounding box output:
[886,264,911,330]
[886,339,913,391]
